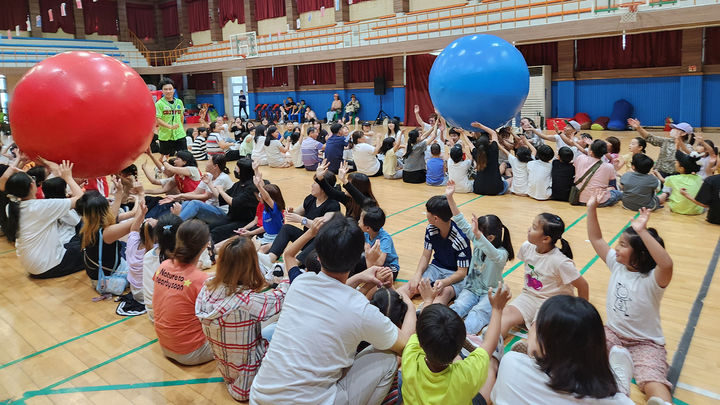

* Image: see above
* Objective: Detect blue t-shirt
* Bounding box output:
[424,221,472,271]
[365,228,399,271]
[325,135,348,173]
[426,157,445,185]
[262,202,284,235]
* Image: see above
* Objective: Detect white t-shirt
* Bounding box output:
[290,140,303,167]
[197,172,233,213]
[251,136,267,162]
[447,158,473,193]
[605,250,666,345]
[527,160,553,200]
[423,123,445,161]
[353,143,381,176]
[16,198,72,275]
[509,154,529,195]
[492,352,634,405]
[58,209,80,245]
[250,271,399,404]
[142,246,160,322]
[266,139,286,167]
[517,241,581,300]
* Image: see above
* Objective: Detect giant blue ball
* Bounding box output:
[429,34,529,131]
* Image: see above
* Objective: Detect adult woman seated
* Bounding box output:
[327,94,343,123]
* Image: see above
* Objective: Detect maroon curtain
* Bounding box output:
[297,0,333,14]
[255,67,289,88]
[159,1,179,37]
[706,26,720,65]
[188,73,215,90]
[186,0,210,32]
[256,0,286,20]
[0,0,28,31]
[297,63,336,86]
[405,54,436,127]
[168,74,184,91]
[83,0,119,35]
[219,0,245,25]
[127,3,156,39]
[346,58,394,83]
[576,31,682,71]
[39,0,75,34]
[516,42,557,72]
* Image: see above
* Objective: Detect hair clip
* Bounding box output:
[163,225,172,231]
[6,194,20,203]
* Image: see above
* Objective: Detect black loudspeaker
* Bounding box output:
[374,76,386,95]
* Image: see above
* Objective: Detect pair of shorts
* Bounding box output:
[422,263,465,297]
[605,326,672,390]
[258,232,277,245]
[507,292,544,329]
[158,138,187,156]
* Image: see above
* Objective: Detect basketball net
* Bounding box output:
[620,3,639,23]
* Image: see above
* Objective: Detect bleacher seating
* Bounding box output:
[0,36,150,68]
[172,41,234,66]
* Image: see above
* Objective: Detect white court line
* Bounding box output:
[676,382,720,401]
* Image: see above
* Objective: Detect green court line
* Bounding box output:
[11,339,158,404]
[502,213,588,278]
[0,317,136,370]
[14,377,225,398]
[386,200,427,218]
[390,195,484,237]
[0,249,15,256]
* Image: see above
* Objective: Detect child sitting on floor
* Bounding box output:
[446,180,514,334]
[658,150,703,215]
[587,194,674,405]
[500,213,589,337]
[527,145,555,201]
[401,281,511,405]
[359,206,400,280]
[426,144,447,186]
[620,154,661,211]
[550,146,575,202]
[397,195,472,305]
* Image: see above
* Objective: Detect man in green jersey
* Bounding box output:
[155,77,186,157]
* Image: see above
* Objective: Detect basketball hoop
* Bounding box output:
[619,2,640,23]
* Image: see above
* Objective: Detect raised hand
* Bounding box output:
[309,216,326,236]
[445,179,456,197]
[365,240,382,266]
[58,160,74,180]
[414,105,420,114]
[252,159,260,173]
[471,214,484,240]
[631,207,651,233]
[316,159,329,179]
[627,118,641,130]
[338,161,349,184]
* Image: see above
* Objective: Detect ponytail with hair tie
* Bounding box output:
[559,238,574,260]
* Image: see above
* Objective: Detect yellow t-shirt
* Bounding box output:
[401,334,490,405]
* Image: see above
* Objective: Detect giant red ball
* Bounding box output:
[10,51,156,178]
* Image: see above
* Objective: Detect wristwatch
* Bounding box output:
[301,217,308,226]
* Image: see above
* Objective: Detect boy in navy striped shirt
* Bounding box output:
[398,195,472,305]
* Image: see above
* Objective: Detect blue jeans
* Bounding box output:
[599,189,623,207]
[261,322,277,342]
[180,200,227,226]
[449,289,492,334]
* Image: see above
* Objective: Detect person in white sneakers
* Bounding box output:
[587,194,675,405]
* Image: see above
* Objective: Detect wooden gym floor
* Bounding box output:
[0,130,718,404]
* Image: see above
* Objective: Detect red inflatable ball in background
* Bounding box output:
[9,51,156,179]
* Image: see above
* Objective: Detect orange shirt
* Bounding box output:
[153,259,209,354]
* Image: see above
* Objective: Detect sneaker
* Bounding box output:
[609,346,634,397]
[510,339,528,354]
[272,263,285,277]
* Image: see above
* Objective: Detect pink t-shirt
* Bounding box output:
[573,154,615,204]
[153,259,209,354]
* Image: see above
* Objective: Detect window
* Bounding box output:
[0,75,7,122]
[230,76,251,119]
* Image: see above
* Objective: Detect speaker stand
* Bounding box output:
[375,96,390,124]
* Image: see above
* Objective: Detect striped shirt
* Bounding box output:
[206,133,224,156]
[192,135,208,160]
[195,280,289,401]
[424,221,472,271]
